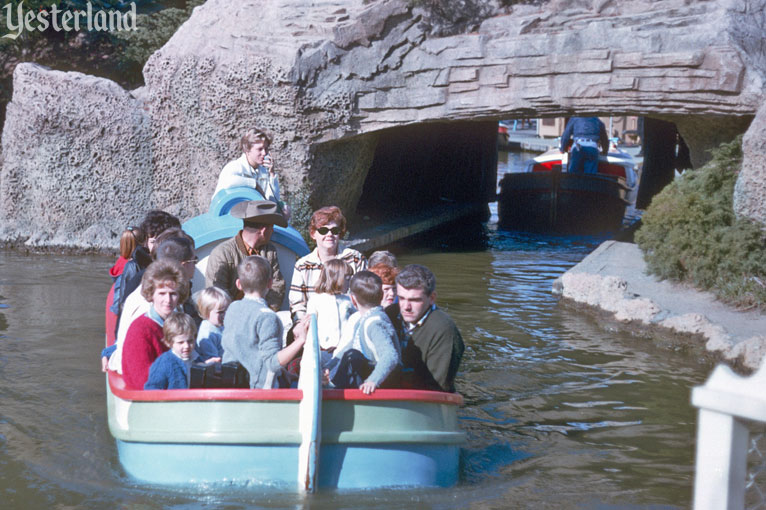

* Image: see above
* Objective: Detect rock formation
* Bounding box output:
[1,0,765,250]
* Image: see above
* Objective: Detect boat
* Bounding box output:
[497,143,638,235]
[497,120,511,147]
[104,187,465,491]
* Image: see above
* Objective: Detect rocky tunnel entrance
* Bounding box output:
[635,117,693,209]
[354,121,498,224]
[353,116,697,226]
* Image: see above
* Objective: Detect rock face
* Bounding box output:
[735,100,766,224]
[1,0,766,249]
[0,64,151,249]
[554,241,766,370]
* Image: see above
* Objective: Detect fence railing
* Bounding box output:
[692,363,766,509]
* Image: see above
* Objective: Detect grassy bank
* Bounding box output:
[635,136,766,310]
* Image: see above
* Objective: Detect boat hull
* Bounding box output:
[498,171,629,235]
[107,374,464,489]
[107,187,464,490]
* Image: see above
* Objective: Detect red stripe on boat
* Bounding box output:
[323,388,463,405]
[108,372,463,405]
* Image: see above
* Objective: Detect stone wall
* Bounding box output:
[0,64,152,249]
[1,0,765,250]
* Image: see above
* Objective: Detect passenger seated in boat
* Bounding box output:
[306,259,355,354]
[145,312,214,390]
[195,286,232,361]
[108,234,198,374]
[559,117,609,175]
[110,226,144,283]
[326,271,401,394]
[330,263,398,364]
[221,256,307,389]
[205,200,287,311]
[369,263,399,308]
[386,264,465,393]
[289,206,366,322]
[122,260,190,390]
[102,226,147,370]
[367,250,397,268]
[213,128,290,219]
[113,210,180,321]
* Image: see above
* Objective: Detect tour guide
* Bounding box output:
[559,116,609,174]
[205,200,287,310]
[386,264,465,393]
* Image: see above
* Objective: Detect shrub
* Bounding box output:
[635,136,766,309]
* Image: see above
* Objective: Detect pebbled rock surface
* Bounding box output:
[0,64,151,250]
[1,0,766,250]
[553,241,766,370]
[735,100,766,224]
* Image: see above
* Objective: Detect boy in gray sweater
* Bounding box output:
[221,255,306,388]
[326,271,401,394]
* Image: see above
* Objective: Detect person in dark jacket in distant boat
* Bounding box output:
[559,117,609,175]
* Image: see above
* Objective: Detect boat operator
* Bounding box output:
[559,117,609,174]
[214,128,290,220]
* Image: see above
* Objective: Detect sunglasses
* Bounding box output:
[182,257,199,265]
[316,226,341,236]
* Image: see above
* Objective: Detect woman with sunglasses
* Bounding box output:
[289,206,367,322]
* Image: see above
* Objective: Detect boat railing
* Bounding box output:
[691,362,766,509]
[107,370,463,405]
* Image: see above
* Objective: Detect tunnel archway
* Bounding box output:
[354,121,498,223]
[353,115,711,231]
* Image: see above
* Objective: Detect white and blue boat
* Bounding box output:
[104,187,465,491]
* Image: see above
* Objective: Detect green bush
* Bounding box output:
[635,136,766,309]
[109,0,205,75]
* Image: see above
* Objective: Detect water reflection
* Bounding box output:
[0,218,712,508]
[395,224,710,507]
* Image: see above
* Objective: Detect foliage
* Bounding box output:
[109,0,204,75]
[635,136,766,309]
[408,0,539,37]
[283,186,313,244]
[0,0,200,126]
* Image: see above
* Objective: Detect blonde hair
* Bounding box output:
[161,312,197,348]
[315,259,353,295]
[197,287,232,320]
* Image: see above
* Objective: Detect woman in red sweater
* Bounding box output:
[121,259,190,390]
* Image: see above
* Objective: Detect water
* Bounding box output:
[0,225,713,509]
[0,147,708,509]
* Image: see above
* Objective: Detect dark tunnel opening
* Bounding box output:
[354,121,498,223]
[636,117,693,209]
[353,116,696,241]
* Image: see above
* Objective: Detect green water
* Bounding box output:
[0,219,712,508]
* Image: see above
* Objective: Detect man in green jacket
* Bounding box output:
[388,264,465,393]
[205,200,287,310]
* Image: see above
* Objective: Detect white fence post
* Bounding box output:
[693,408,749,509]
[692,363,766,510]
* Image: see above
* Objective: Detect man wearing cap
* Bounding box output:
[205,200,287,310]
